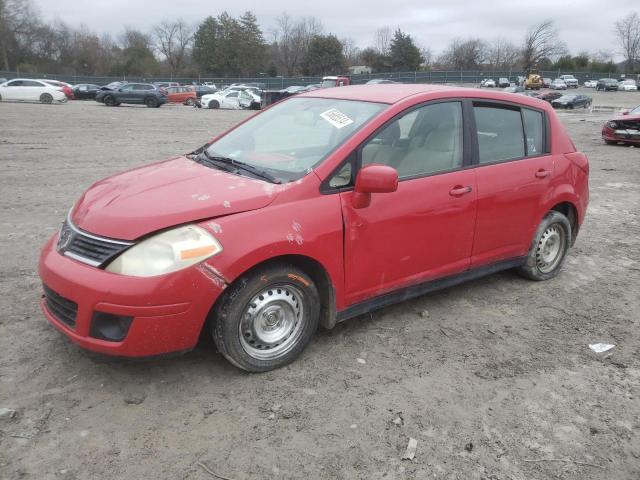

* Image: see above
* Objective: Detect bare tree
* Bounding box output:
[487,37,519,69]
[614,12,640,73]
[153,19,193,76]
[271,13,323,76]
[420,47,433,68]
[374,27,391,55]
[521,20,566,72]
[0,0,39,70]
[341,37,360,66]
[438,38,487,70]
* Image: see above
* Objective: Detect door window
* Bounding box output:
[522,108,544,156]
[362,102,463,178]
[120,84,134,91]
[473,106,525,163]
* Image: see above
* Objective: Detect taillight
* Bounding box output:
[565,152,589,175]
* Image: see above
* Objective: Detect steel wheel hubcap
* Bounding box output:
[239,284,305,360]
[536,224,565,273]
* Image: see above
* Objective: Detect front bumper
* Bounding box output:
[602,126,640,145]
[38,235,226,357]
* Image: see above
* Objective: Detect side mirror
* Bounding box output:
[352,164,398,209]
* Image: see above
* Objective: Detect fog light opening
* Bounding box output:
[90,312,133,342]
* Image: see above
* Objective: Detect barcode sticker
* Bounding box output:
[320,109,354,129]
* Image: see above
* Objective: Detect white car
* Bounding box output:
[0,78,68,104]
[584,80,597,88]
[550,79,568,90]
[201,89,259,110]
[559,75,579,88]
[480,79,496,88]
[618,79,638,91]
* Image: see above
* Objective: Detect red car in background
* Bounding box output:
[165,86,198,105]
[39,85,589,372]
[42,80,74,100]
[602,105,640,145]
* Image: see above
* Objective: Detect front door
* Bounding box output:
[339,101,478,305]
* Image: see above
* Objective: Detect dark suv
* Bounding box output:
[96,83,167,108]
[596,79,619,91]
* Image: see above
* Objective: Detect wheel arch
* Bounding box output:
[207,254,338,331]
[548,200,579,245]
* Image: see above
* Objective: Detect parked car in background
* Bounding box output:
[153,82,180,91]
[480,79,496,88]
[551,94,592,109]
[503,86,524,93]
[537,91,564,103]
[96,83,167,108]
[542,78,552,88]
[550,79,568,90]
[602,105,639,145]
[365,79,399,84]
[166,86,198,105]
[42,80,74,99]
[596,79,619,91]
[583,80,597,88]
[201,89,256,109]
[498,77,510,88]
[618,79,638,91]
[38,84,589,372]
[0,78,68,104]
[203,82,217,89]
[559,75,579,88]
[72,84,101,100]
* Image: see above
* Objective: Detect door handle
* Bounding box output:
[535,169,551,179]
[449,185,473,197]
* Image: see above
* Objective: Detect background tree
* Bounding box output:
[439,38,487,70]
[270,13,323,76]
[192,16,218,74]
[341,37,360,67]
[374,27,391,55]
[152,19,193,76]
[360,47,391,72]
[302,34,345,75]
[389,29,422,71]
[614,12,640,73]
[486,38,519,69]
[237,11,266,76]
[521,20,566,72]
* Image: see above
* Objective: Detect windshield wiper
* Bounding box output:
[198,151,281,184]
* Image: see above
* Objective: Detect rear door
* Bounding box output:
[337,100,478,305]
[2,80,24,100]
[470,101,553,266]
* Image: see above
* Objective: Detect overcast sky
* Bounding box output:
[34,0,632,60]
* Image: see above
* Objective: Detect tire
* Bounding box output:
[145,97,158,108]
[208,100,220,109]
[184,98,195,106]
[517,211,572,281]
[212,264,320,372]
[104,95,116,106]
[40,93,53,104]
[604,140,616,145]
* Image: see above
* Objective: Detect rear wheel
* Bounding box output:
[145,97,158,108]
[208,100,220,109]
[517,211,572,281]
[40,93,53,104]
[212,264,320,372]
[184,98,195,106]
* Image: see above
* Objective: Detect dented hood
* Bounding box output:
[71,157,279,240]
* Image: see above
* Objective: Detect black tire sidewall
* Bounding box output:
[104,95,115,106]
[518,211,572,281]
[209,100,219,109]
[212,264,320,372]
[41,93,52,104]
[146,97,157,108]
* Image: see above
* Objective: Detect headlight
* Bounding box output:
[606,121,618,129]
[105,225,222,277]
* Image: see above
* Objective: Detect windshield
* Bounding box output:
[631,106,640,114]
[204,97,385,182]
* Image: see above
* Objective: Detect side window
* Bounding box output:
[329,162,352,188]
[24,81,43,87]
[522,108,544,156]
[7,80,22,87]
[473,105,525,163]
[79,85,87,91]
[120,84,134,91]
[227,91,239,98]
[361,102,463,179]
[135,84,151,91]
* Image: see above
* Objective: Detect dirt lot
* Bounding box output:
[1,90,639,480]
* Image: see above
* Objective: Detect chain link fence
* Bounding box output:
[0,70,629,89]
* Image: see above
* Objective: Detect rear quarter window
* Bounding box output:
[473,105,525,163]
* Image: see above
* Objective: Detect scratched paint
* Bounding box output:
[223,200,231,208]
[191,193,210,201]
[207,222,223,234]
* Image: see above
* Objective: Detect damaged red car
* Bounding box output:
[39,85,589,372]
[602,105,640,146]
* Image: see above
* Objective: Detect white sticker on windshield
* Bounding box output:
[320,108,354,129]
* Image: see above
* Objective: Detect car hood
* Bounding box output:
[610,114,640,122]
[71,157,279,240]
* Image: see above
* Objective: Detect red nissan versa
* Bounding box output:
[39,84,589,372]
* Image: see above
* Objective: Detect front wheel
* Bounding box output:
[212,264,320,372]
[208,100,220,109]
[517,211,572,281]
[40,93,53,104]
[184,98,195,106]
[104,95,117,106]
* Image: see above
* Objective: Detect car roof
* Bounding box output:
[299,84,551,106]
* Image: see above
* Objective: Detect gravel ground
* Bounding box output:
[0,89,639,480]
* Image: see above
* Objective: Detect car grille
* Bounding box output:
[57,218,133,267]
[43,285,78,328]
